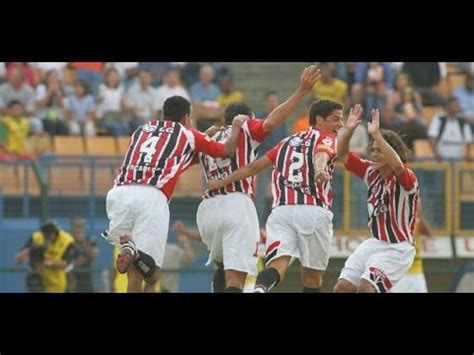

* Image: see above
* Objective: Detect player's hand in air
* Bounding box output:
[346,104,363,131]
[368,108,380,136]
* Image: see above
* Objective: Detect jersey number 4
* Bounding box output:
[140,136,159,163]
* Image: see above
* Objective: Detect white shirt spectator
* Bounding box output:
[428,114,473,160]
[155,85,190,111]
[96,83,125,118]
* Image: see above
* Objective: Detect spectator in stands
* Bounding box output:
[68,217,99,293]
[0,67,35,116]
[33,62,67,83]
[388,72,423,111]
[15,221,75,293]
[6,63,36,87]
[453,73,474,122]
[35,70,68,136]
[401,62,447,106]
[312,62,348,106]
[155,67,190,116]
[138,62,174,88]
[334,62,357,92]
[217,74,244,108]
[190,64,222,131]
[351,62,394,110]
[64,80,96,137]
[428,97,473,161]
[105,62,139,91]
[126,69,159,130]
[394,86,428,151]
[69,62,104,98]
[2,100,35,160]
[178,62,202,88]
[96,68,130,136]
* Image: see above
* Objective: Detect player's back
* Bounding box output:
[268,127,337,209]
[201,118,268,199]
[114,120,195,192]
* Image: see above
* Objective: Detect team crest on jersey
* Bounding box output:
[142,123,155,133]
[289,137,302,147]
[322,136,333,146]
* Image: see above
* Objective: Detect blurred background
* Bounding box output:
[1,62,473,292]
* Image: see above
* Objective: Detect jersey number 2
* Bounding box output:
[288,151,304,183]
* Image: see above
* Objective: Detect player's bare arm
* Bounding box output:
[368,108,405,176]
[336,104,363,164]
[222,114,248,157]
[262,65,321,132]
[313,152,330,184]
[204,125,222,137]
[207,155,273,190]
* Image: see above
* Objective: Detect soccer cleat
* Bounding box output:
[116,234,137,274]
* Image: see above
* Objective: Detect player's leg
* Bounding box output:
[130,186,169,292]
[334,239,376,293]
[333,278,357,293]
[297,205,333,293]
[301,267,324,292]
[212,262,226,293]
[254,206,298,293]
[197,197,224,292]
[221,193,260,292]
[360,240,416,293]
[254,256,291,293]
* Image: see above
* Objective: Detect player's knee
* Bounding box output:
[357,280,377,293]
[334,279,356,293]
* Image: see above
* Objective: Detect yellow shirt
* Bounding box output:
[3,115,29,153]
[218,91,244,107]
[312,79,348,104]
[407,222,423,275]
[33,230,75,293]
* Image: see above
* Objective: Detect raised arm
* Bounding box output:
[368,108,405,176]
[222,114,248,157]
[262,65,321,132]
[337,104,363,164]
[208,155,273,190]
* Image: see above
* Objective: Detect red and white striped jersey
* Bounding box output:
[345,152,419,244]
[200,118,269,198]
[114,120,226,201]
[266,127,337,210]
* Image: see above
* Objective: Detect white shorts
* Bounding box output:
[105,185,169,267]
[265,205,333,271]
[338,238,415,293]
[197,193,259,276]
[391,273,428,293]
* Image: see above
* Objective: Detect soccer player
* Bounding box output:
[198,65,321,292]
[208,99,346,293]
[104,95,245,292]
[334,107,418,293]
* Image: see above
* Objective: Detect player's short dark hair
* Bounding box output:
[163,96,191,122]
[370,129,411,163]
[309,100,343,126]
[40,221,59,238]
[224,101,254,125]
[7,99,22,109]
